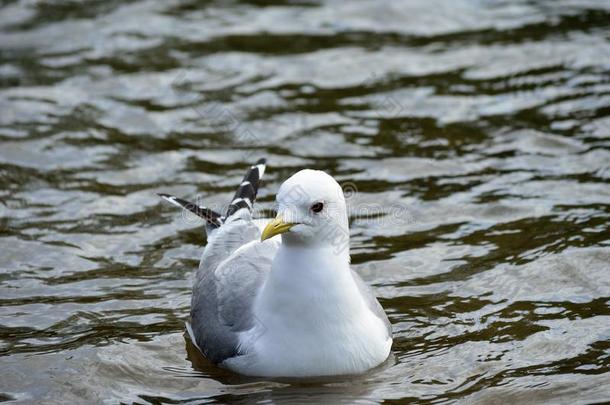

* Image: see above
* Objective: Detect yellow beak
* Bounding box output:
[261,214,295,241]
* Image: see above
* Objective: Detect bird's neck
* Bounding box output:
[255,243,360,322]
[272,243,351,287]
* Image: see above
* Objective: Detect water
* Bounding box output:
[1,0,610,403]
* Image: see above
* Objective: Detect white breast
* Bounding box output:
[222,247,392,377]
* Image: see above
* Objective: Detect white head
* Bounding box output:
[261,169,349,251]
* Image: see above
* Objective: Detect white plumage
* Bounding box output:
[162,161,392,377]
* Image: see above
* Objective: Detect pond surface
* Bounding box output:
[1,0,610,403]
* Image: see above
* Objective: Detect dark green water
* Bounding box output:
[1,0,610,403]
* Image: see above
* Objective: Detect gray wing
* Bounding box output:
[351,270,392,339]
[189,214,279,363]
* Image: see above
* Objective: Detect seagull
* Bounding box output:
[159,159,392,377]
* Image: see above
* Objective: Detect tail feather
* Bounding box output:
[225,158,266,218]
[158,193,223,228]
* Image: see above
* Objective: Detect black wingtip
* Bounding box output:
[158,192,223,228]
[225,158,267,218]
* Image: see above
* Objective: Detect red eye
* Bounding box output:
[310,202,324,213]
